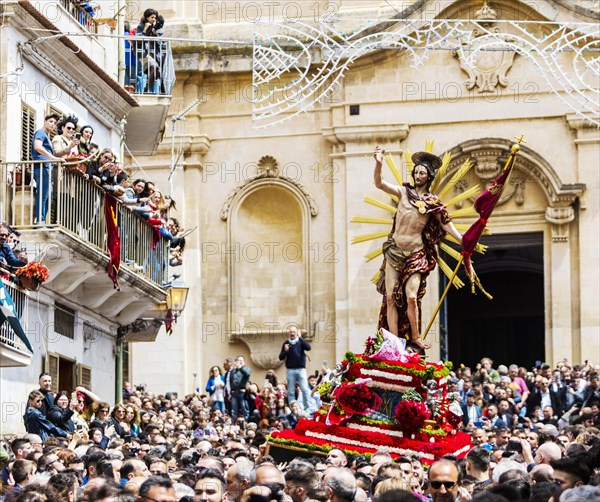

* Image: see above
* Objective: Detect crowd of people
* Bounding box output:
[5,110,187,277]
[0,353,598,502]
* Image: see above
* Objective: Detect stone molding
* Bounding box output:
[322,124,410,145]
[220,156,318,221]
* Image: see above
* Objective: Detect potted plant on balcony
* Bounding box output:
[64,153,88,176]
[15,261,50,292]
[12,165,32,187]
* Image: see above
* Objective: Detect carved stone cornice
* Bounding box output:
[220,155,318,220]
[322,124,410,145]
[545,206,575,243]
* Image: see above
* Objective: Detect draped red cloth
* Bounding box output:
[462,162,514,281]
[104,193,121,290]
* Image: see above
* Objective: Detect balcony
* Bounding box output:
[0,278,32,367]
[2,161,168,326]
[124,38,175,156]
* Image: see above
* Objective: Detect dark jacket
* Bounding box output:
[230,366,251,392]
[0,243,26,269]
[47,405,75,433]
[23,406,67,441]
[38,389,54,417]
[279,338,311,369]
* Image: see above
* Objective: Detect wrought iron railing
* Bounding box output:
[125,37,174,95]
[57,0,98,33]
[0,277,29,354]
[2,161,169,286]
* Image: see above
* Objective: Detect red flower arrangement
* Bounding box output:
[394,399,430,433]
[15,261,50,282]
[327,381,382,425]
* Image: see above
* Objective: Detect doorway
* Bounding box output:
[443,232,545,369]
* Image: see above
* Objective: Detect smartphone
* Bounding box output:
[474,421,485,427]
[71,391,78,402]
[75,133,81,140]
[507,440,522,452]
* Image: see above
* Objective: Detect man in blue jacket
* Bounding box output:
[279,326,312,412]
[0,226,27,270]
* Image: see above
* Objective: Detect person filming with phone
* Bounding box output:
[279,326,312,413]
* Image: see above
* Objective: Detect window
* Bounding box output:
[21,104,36,161]
[54,303,75,339]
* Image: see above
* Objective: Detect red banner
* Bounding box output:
[104,193,121,290]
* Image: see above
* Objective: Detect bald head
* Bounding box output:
[253,463,285,485]
[535,442,562,465]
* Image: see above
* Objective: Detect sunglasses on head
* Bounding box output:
[430,481,457,490]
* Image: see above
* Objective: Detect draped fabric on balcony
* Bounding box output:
[104,194,121,290]
[0,281,33,353]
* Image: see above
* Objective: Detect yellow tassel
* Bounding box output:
[437,256,465,288]
[442,185,481,207]
[430,151,452,194]
[363,196,397,214]
[439,242,462,262]
[351,216,394,225]
[371,270,381,283]
[448,206,478,218]
[352,231,390,244]
[385,154,403,186]
[365,248,383,262]
[425,139,435,153]
[437,159,473,200]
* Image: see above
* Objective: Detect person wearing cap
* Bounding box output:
[373,146,463,352]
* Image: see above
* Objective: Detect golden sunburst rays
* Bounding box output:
[351,140,489,288]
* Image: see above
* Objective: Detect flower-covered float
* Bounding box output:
[267,329,472,465]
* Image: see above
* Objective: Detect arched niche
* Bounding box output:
[220,158,318,368]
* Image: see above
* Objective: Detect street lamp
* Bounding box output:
[166,278,189,315]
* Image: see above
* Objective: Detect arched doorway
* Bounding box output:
[443,232,544,368]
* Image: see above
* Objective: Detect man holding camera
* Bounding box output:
[279,326,312,412]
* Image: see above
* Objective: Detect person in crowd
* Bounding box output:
[278,326,312,411]
[23,390,67,440]
[47,391,76,434]
[229,355,251,421]
[37,372,55,417]
[4,459,37,502]
[205,366,226,413]
[0,224,27,270]
[31,113,62,223]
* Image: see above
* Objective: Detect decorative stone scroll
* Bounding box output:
[545,206,575,243]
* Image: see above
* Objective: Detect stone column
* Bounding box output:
[545,206,575,364]
[567,115,600,364]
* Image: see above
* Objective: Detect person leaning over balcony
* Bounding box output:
[23,390,68,441]
[31,113,62,224]
[87,147,115,184]
[52,116,80,158]
[0,224,27,270]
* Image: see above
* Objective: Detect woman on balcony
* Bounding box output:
[77,125,95,157]
[52,116,80,158]
[134,8,160,94]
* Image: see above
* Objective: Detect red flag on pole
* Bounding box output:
[104,193,121,290]
[462,141,523,295]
